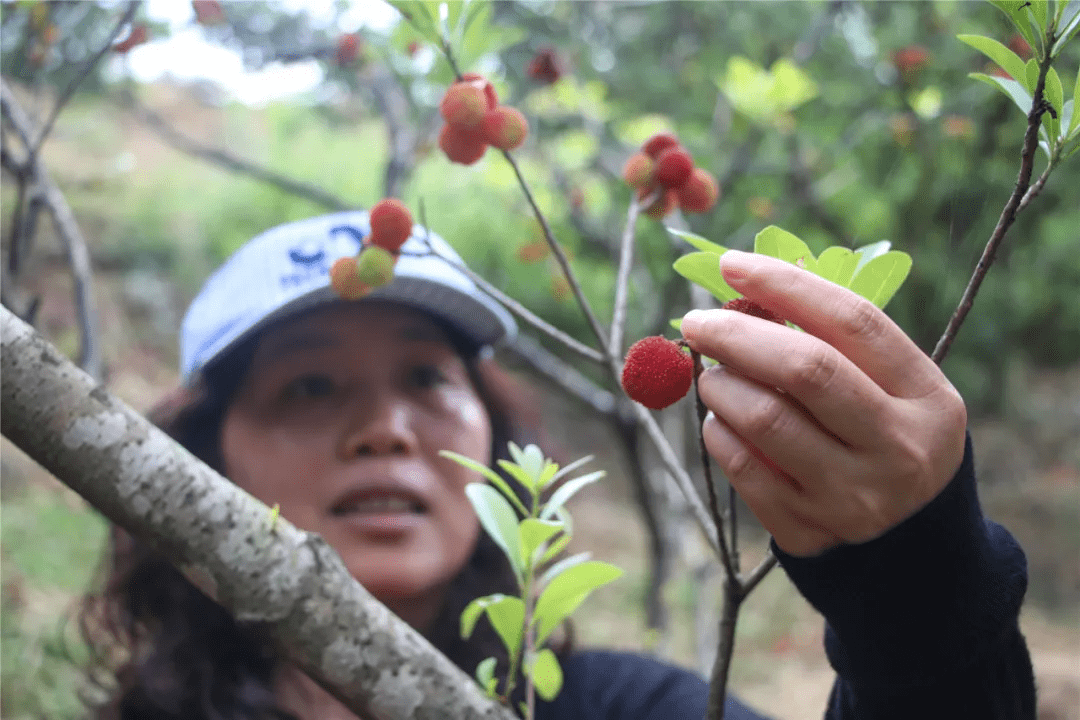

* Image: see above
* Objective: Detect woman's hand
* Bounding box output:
[680,250,967,557]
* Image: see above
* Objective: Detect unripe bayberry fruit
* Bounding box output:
[440,82,487,127]
[439,123,488,165]
[330,257,369,300]
[723,297,785,325]
[622,152,654,189]
[481,106,528,150]
[642,132,680,159]
[460,72,499,110]
[654,147,694,189]
[368,198,413,252]
[356,246,396,289]
[622,336,694,410]
[677,168,720,213]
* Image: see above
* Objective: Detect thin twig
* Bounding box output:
[706,576,741,720]
[1,80,101,380]
[31,2,140,156]
[931,48,1055,365]
[689,348,736,581]
[608,194,644,357]
[1016,163,1053,214]
[739,550,778,597]
[504,333,616,416]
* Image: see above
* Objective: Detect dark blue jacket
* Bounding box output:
[536,435,1035,719]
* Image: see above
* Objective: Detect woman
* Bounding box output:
[82,210,1035,719]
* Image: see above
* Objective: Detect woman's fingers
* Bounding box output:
[696,364,852,487]
[682,307,891,449]
[715,250,943,400]
[702,412,838,556]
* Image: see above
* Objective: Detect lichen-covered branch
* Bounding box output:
[0,306,516,720]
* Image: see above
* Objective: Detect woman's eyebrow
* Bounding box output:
[257,332,339,362]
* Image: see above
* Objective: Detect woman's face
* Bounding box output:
[220,302,490,630]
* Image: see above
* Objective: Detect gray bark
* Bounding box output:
[0,305,515,720]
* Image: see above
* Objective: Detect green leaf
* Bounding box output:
[460,594,524,659]
[767,58,819,111]
[813,247,860,287]
[537,461,559,489]
[852,240,893,275]
[520,518,564,564]
[539,551,591,588]
[441,450,529,517]
[1063,99,1076,141]
[538,527,573,566]
[474,656,498,697]
[1028,0,1047,31]
[1055,0,1080,55]
[497,459,539,496]
[666,228,728,255]
[989,1,1038,51]
[754,225,815,266]
[527,648,564,701]
[1025,58,1040,94]
[540,471,605,520]
[508,443,546,483]
[547,455,595,487]
[848,251,913,308]
[465,484,524,584]
[957,35,1029,92]
[1070,70,1080,136]
[533,561,622,646]
[673,252,740,303]
[969,72,1034,114]
[1045,66,1064,117]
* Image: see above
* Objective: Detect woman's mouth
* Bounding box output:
[330,489,427,537]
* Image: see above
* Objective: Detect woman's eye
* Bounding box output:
[408,365,447,389]
[280,374,337,401]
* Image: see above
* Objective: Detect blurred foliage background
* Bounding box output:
[1,1,1078,718]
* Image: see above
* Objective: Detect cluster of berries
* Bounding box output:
[439,73,528,165]
[621,298,784,410]
[329,199,413,300]
[622,133,720,219]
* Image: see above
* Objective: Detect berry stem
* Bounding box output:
[689,348,737,583]
[608,193,646,357]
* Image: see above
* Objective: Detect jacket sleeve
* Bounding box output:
[774,433,1036,719]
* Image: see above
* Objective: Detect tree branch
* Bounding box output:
[931,49,1055,365]
[0,306,516,720]
[30,2,140,157]
[608,194,644,358]
[1,80,102,380]
[115,89,354,212]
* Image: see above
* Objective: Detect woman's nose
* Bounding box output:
[340,395,418,458]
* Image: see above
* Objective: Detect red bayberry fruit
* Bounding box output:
[440,82,487,127]
[527,46,563,84]
[516,241,549,263]
[892,45,929,80]
[406,40,421,56]
[192,0,226,25]
[677,168,720,213]
[113,24,148,54]
[460,72,499,110]
[723,297,785,325]
[481,106,528,150]
[622,336,694,410]
[622,152,655,189]
[356,246,397,289]
[642,132,680,159]
[368,198,413,252]
[336,33,361,67]
[654,147,694,189]
[438,123,488,165]
[1007,33,1031,59]
[639,186,678,219]
[329,257,369,300]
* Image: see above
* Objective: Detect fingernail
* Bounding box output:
[719,249,758,283]
[681,309,709,338]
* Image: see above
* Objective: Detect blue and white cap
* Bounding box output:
[180,211,517,386]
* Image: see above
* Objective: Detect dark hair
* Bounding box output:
[80,314,564,719]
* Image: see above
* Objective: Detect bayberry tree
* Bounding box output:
[2,1,1078,718]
